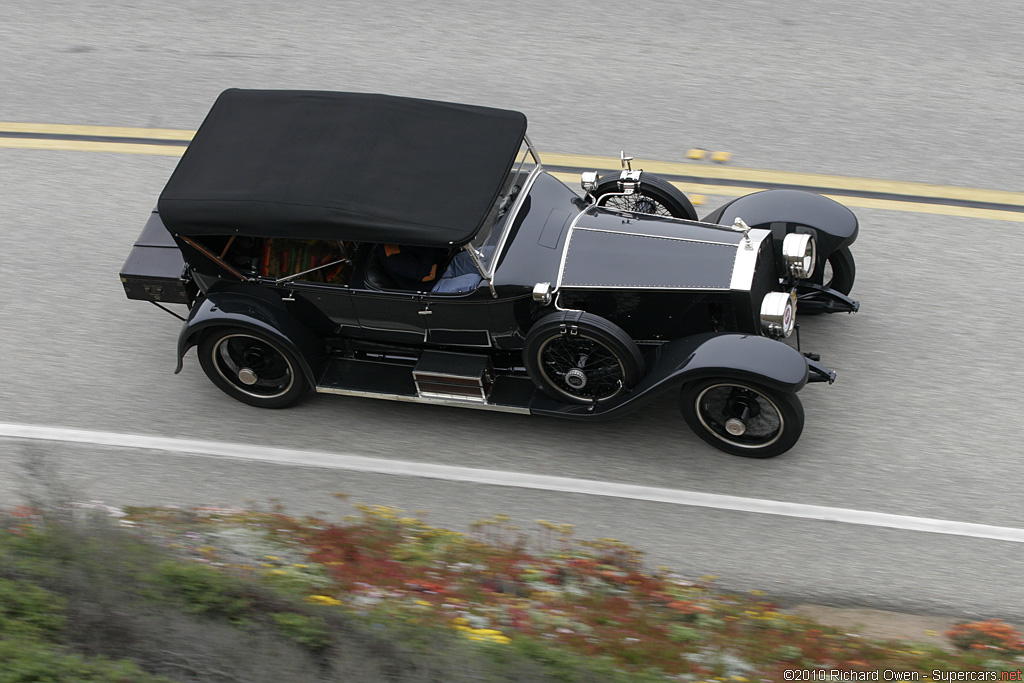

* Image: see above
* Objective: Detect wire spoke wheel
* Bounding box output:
[599,193,677,218]
[538,335,625,401]
[592,173,698,221]
[679,379,804,458]
[523,312,644,405]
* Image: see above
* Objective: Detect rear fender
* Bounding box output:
[530,333,810,419]
[702,189,858,271]
[175,292,325,385]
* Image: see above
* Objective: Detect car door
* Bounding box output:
[421,286,497,347]
[350,286,430,344]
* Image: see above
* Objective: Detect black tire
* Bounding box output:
[593,173,699,221]
[679,379,804,458]
[524,312,644,404]
[817,246,856,295]
[198,327,309,408]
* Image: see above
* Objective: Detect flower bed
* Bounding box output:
[108,502,1024,681]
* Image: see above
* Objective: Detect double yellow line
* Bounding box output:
[0,122,190,156]
[5,122,1024,222]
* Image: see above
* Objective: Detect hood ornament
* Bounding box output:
[732,217,754,250]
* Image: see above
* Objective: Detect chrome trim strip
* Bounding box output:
[524,134,541,165]
[424,328,493,347]
[556,284,732,291]
[596,205,754,234]
[419,390,487,401]
[553,205,599,292]
[314,386,530,414]
[571,225,741,248]
[729,229,771,292]
[412,370,485,381]
[487,163,544,283]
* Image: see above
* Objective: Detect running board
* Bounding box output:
[316,356,534,415]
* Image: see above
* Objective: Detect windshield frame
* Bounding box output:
[472,136,543,280]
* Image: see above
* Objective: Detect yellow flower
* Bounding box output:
[292,564,308,569]
[415,600,431,607]
[264,555,280,561]
[269,569,287,576]
[305,595,342,606]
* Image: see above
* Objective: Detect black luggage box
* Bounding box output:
[120,211,193,304]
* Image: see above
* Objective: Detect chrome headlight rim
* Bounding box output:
[580,171,600,194]
[782,233,816,279]
[760,290,797,338]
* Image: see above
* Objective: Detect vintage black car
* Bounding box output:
[121,89,859,458]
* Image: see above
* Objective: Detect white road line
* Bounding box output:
[3,422,1023,544]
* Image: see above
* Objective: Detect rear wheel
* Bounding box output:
[679,379,803,458]
[524,312,644,404]
[593,173,698,221]
[198,327,308,408]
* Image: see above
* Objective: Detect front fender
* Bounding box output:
[702,189,858,269]
[175,292,326,386]
[530,333,809,420]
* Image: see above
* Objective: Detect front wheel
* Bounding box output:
[679,379,804,458]
[817,246,856,295]
[593,173,698,221]
[198,327,309,408]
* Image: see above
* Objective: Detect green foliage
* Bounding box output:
[151,560,253,621]
[0,636,172,683]
[503,637,664,683]
[667,624,702,643]
[0,578,66,639]
[272,612,333,652]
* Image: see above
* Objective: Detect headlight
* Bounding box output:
[782,233,816,279]
[760,291,797,338]
[580,171,600,193]
[532,282,553,305]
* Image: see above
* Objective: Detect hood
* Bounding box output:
[556,209,771,292]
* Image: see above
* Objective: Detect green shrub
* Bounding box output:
[272,612,332,652]
[0,636,172,683]
[0,578,66,638]
[151,560,253,621]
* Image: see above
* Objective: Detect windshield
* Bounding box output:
[469,140,539,272]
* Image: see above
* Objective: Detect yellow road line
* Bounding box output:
[3,122,1024,221]
[544,152,1024,208]
[548,172,1024,223]
[0,122,194,141]
[0,137,186,156]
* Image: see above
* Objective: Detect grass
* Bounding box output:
[2,501,1023,682]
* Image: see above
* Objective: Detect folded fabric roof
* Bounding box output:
[158,89,528,246]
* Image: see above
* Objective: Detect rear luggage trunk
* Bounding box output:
[120,211,195,304]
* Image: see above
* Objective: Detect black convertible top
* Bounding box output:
[158,89,528,246]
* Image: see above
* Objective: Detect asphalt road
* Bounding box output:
[2,1,1024,620]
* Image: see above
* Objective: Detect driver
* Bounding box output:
[376,243,449,290]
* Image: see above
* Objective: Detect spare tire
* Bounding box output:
[523,311,644,404]
[593,172,698,221]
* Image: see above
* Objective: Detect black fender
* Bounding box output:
[702,189,858,274]
[529,332,810,420]
[175,291,326,386]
